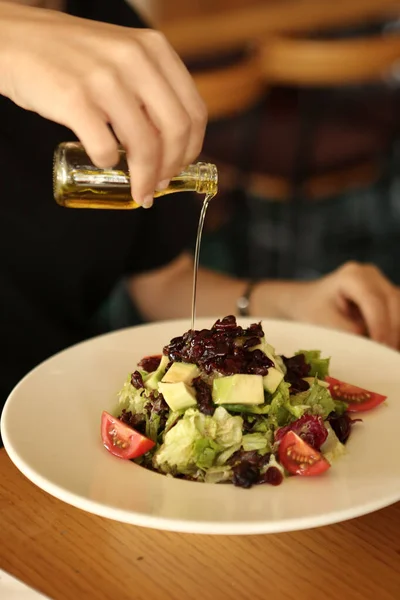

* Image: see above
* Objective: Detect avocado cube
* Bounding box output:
[161,361,200,385]
[212,374,264,405]
[263,367,284,394]
[158,381,198,411]
[144,355,170,390]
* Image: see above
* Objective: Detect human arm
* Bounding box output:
[128,256,400,348]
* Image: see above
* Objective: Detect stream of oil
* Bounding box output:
[190,193,215,331]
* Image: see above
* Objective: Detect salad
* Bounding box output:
[101,316,387,488]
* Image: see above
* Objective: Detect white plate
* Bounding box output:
[2,318,400,535]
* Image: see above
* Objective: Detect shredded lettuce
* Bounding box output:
[153,411,203,473]
[213,406,244,447]
[146,413,161,443]
[242,432,271,453]
[204,466,233,484]
[251,417,272,433]
[320,422,345,463]
[216,443,241,466]
[193,438,221,469]
[117,376,147,414]
[163,411,182,435]
[268,382,293,427]
[296,349,330,379]
[332,400,347,415]
[291,379,335,419]
[153,407,243,474]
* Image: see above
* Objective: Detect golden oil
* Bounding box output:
[53,142,218,209]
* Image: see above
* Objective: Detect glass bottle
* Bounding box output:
[53,142,218,209]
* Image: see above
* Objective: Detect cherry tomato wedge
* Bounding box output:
[278,431,330,476]
[101,411,155,460]
[325,376,387,413]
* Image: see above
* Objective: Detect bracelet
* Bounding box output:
[236,280,258,317]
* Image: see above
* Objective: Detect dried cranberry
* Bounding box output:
[232,461,259,488]
[192,377,215,416]
[246,349,273,376]
[162,316,273,378]
[212,315,238,330]
[138,355,161,373]
[243,322,264,338]
[243,337,261,350]
[259,466,283,486]
[130,370,144,390]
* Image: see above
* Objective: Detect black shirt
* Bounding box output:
[0,0,198,407]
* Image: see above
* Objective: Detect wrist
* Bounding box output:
[236,280,258,317]
[250,280,306,319]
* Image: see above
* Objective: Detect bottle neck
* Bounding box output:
[159,163,218,197]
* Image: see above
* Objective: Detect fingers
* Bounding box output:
[320,307,366,337]
[82,31,207,206]
[139,31,207,172]
[333,262,399,347]
[93,70,163,208]
[127,48,191,189]
[60,84,120,169]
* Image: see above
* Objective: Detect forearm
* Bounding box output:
[127,253,297,321]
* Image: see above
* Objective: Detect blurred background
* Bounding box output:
[103,0,400,326]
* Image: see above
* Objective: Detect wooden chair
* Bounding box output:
[260,34,400,86]
[161,0,400,59]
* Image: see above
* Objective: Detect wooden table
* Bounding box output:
[1,450,400,600]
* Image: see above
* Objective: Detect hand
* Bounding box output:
[253,262,400,348]
[0,3,207,207]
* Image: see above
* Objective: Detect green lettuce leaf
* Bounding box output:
[291,379,335,419]
[145,412,161,443]
[117,376,146,414]
[153,410,204,473]
[163,411,182,435]
[320,422,346,463]
[204,466,233,484]
[153,407,243,474]
[332,400,347,415]
[295,350,330,379]
[251,416,272,433]
[193,438,221,469]
[268,382,298,427]
[216,443,241,466]
[242,432,271,453]
[213,406,243,448]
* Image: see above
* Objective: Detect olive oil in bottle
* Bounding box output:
[53,142,217,209]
